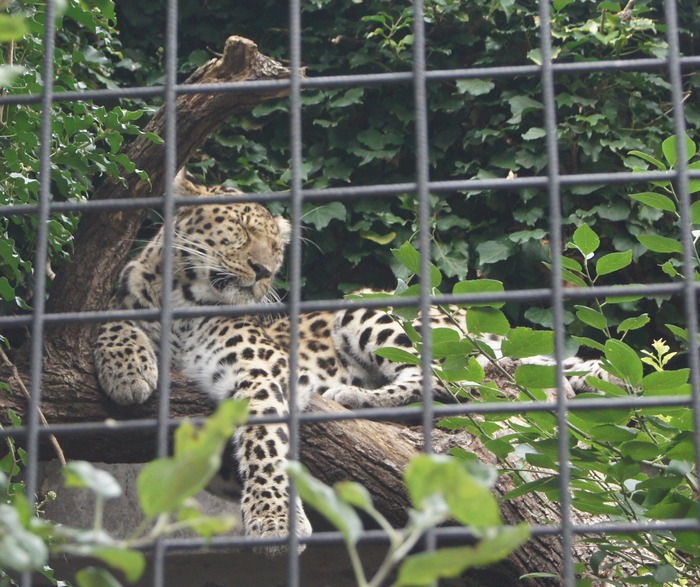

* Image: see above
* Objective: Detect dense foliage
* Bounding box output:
[0,0,154,318]
[116,0,699,318]
[370,135,700,584]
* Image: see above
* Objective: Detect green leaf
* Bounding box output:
[392,525,530,586]
[572,336,605,353]
[138,453,215,517]
[180,513,237,539]
[521,127,546,141]
[284,461,362,544]
[176,499,237,539]
[138,399,248,516]
[630,192,677,214]
[91,548,146,583]
[560,268,587,287]
[330,87,365,108]
[502,328,553,358]
[553,0,574,10]
[604,339,643,387]
[617,314,650,334]
[466,307,510,336]
[64,462,122,499]
[665,323,688,342]
[637,234,683,254]
[574,305,608,332]
[628,150,667,171]
[690,161,700,194]
[691,200,700,224]
[437,355,485,383]
[391,242,442,288]
[334,481,374,511]
[0,14,28,42]
[455,79,494,96]
[374,347,420,365]
[619,440,662,461]
[641,369,690,395]
[476,239,512,264]
[514,364,557,389]
[359,230,396,244]
[453,279,505,308]
[604,294,643,304]
[662,133,696,167]
[0,504,48,572]
[653,564,678,584]
[0,65,24,88]
[572,224,599,257]
[303,202,347,229]
[587,424,638,443]
[75,567,123,587]
[572,492,620,516]
[0,276,15,301]
[404,454,500,528]
[595,251,632,277]
[501,476,558,500]
[507,95,543,124]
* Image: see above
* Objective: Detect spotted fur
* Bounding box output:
[95,172,610,554]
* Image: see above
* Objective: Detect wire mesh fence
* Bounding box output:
[1,0,700,586]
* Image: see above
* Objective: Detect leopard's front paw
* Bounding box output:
[322,386,372,409]
[244,497,312,557]
[94,324,158,405]
[96,362,158,405]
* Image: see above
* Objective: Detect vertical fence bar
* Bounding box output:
[412,0,437,568]
[287,0,304,581]
[663,0,700,500]
[21,1,56,585]
[152,0,179,584]
[538,2,575,585]
[412,0,433,451]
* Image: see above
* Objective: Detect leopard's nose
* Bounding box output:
[248,260,272,281]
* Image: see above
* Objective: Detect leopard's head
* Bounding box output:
[172,173,290,305]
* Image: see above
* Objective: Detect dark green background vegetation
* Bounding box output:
[117,0,700,344]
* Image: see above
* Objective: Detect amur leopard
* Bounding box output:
[94,171,608,554]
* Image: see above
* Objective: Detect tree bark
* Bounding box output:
[1,35,590,586]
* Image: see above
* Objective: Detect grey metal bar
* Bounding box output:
[150,0,179,584]
[663,0,700,504]
[2,54,700,107]
[286,0,304,581]
[21,1,57,586]
[537,1,575,584]
[6,167,700,218]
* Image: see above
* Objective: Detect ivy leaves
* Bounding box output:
[0,1,155,314]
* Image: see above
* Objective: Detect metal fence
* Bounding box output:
[1,0,700,586]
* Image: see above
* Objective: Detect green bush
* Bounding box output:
[367,133,700,582]
[0,0,154,318]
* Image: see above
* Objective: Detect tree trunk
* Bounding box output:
[1,35,588,586]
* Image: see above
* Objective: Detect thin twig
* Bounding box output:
[0,348,67,466]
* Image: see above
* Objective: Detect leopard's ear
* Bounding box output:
[276,217,292,244]
[173,168,199,196]
[173,168,243,198]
